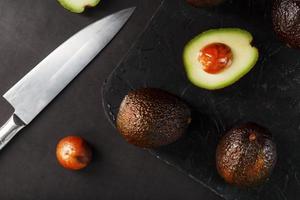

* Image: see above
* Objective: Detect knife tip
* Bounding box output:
[118,7,135,21]
[126,7,136,14]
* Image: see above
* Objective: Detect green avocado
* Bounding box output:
[58,0,101,13]
[183,28,259,90]
[116,88,191,148]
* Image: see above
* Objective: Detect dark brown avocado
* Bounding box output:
[216,122,277,187]
[186,0,224,7]
[116,88,191,148]
[272,0,300,48]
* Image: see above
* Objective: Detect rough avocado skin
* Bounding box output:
[272,0,300,48]
[186,0,224,7]
[216,123,277,187]
[116,88,191,148]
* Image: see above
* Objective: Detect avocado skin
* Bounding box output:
[216,123,277,187]
[272,0,300,48]
[186,0,224,7]
[116,88,191,148]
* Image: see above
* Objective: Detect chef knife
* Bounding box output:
[0,7,135,150]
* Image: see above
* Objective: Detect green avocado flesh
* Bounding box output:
[58,0,101,13]
[183,28,259,90]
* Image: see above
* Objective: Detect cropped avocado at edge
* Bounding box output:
[216,122,277,187]
[58,0,101,13]
[272,0,300,48]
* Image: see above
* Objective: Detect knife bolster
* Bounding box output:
[0,114,25,150]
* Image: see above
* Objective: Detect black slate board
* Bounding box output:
[102,0,300,199]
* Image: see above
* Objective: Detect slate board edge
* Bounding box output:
[148,150,226,199]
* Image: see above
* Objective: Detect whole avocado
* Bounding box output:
[116,88,191,148]
[216,123,277,187]
[272,0,300,48]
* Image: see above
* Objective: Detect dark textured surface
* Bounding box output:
[0,0,222,200]
[103,0,300,199]
[186,0,224,7]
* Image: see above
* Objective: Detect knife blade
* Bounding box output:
[0,7,135,150]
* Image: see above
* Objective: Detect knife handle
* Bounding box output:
[0,114,25,150]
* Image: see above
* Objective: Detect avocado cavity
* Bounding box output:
[199,42,233,74]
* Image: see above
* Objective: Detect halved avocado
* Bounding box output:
[183,28,259,90]
[58,0,101,13]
